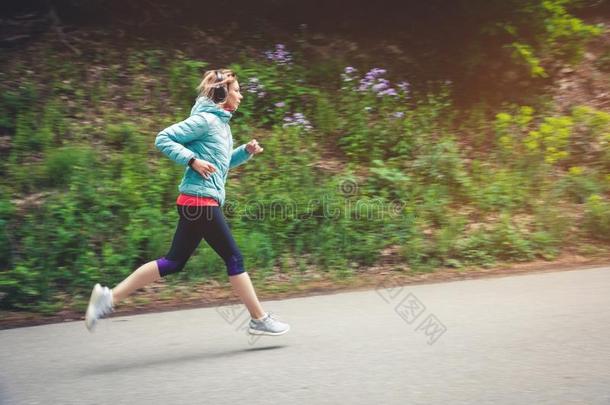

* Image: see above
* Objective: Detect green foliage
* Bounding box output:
[499,0,604,77]
[452,231,497,268]
[507,42,549,78]
[494,105,536,163]
[104,121,143,152]
[43,145,97,188]
[400,214,472,271]
[313,92,340,136]
[555,166,603,203]
[168,55,208,114]
[230,58,318,129]
[367,159,412,201]
[531,201,571,259]
[488,212,536,261]
[401,210,540,271]
[2,26,610,314]
[411,135,472,202]
[10,111,52,158]
[470,165,531,212]
[0,83,38,130]
[492,104,609,176]
[569,105,610,170]
[583,194,610,241]
[336,74,453,163]
[0,188,14,271]
[525,115,573,164]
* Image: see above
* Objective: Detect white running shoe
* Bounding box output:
[85,283,114,332]
[248,311,290,336]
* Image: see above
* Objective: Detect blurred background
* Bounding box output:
[1,0,609,318]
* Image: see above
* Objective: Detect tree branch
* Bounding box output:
[48,6,81,56]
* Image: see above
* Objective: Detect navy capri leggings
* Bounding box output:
[156,204,245,277]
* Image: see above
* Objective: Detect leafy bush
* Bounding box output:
[168,55,208,114]
[569,105,610,170]
[43,146,97,188]
[498,0,603,77]
[583,194,610,241]
[555,166,603,203]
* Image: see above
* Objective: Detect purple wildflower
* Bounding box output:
[246,77,259,93]
[275,102,286,108]
[372,82,389,92]
[283,112,313,131]
[342,66,359,83]
[392,111,405,119]
[378,88,397,97]
[265,44,292,65]
[397,81,410,92]
[368,68,386,77]
[247,77,266,98]
[358,68,389,92]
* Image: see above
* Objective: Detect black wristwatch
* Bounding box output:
[187,157,196,168]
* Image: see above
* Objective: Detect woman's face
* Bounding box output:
[222,80,243,112]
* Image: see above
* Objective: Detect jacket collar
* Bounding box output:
[191,97,233,123]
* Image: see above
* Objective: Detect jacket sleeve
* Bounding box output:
[229,144,253,169]
[154,114,209,166]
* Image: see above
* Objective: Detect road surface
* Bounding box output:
[1,265,609,404]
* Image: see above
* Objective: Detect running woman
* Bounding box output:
[84,69,290,336]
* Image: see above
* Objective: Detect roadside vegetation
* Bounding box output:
[1,0,609,314]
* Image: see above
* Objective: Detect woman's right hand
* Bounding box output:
[191,159,217,179]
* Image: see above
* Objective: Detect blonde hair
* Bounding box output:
[196,69,237,102]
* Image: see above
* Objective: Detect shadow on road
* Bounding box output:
[78,344,288,376]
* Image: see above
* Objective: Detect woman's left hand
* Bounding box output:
[246,139,264,155]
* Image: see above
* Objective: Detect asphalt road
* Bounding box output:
[1,265,609,405]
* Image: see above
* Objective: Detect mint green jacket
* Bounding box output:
[154,97,252,206]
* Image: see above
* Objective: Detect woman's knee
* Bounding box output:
[156,257,186,277]
[226,253,245,276]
